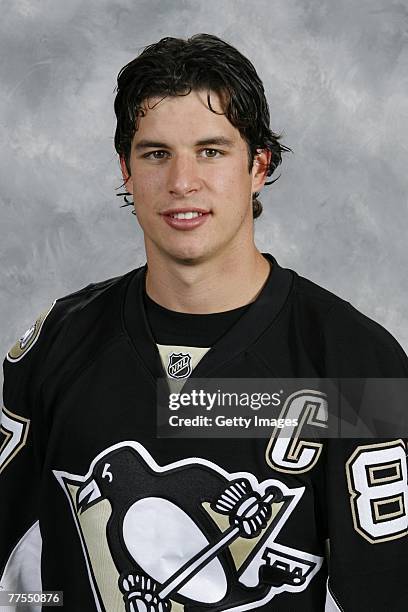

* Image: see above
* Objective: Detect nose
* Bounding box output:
[167,154,201,198]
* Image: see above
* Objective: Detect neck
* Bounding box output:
[144,244,271,314]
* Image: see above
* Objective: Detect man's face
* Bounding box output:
[122,89,269,265]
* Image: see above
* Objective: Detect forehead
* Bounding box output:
[134,89,242,142]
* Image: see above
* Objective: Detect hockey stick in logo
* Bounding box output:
[120,485,282,611]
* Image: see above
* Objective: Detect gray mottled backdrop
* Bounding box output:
[1,0,407,375]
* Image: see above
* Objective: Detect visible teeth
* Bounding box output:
[171,211,203,219]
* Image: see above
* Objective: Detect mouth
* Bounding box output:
[160,208,211,231]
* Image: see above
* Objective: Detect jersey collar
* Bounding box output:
[122,253,293,381]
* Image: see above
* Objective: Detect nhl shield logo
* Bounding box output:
[167,352,192,379]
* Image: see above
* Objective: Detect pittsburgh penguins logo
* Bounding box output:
[54,442,323,611]
[167,352,192,379]
[7,301,56,362]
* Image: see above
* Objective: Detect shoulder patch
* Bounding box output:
[7,300,56,363]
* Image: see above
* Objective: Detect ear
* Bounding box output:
[251,149,272,193]
[120,156,133,194]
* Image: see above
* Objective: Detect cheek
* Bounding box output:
[132,170,160,202]
[213,163,252,201]
[211,161,248,190]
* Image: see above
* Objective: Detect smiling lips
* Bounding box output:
[161,208,210,230]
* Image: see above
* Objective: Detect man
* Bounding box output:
[1,34,407,611]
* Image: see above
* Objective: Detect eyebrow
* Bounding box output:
[134,136,235,151]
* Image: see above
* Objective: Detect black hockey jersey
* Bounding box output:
[1,254,407,611]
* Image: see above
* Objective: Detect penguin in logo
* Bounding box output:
[75,444,309,611]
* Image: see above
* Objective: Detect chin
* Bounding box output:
[172,252,207,266]
[166,244,212,266]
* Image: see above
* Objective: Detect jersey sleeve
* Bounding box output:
[0,300,69,611]
[323,304,408,611]
[0,303,57,606]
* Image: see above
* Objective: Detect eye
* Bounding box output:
[201,148,223,158]
[143,150,169,160]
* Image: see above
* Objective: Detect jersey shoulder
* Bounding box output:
[2,269,141,443]
[3,269,139,418]
[293,270,408,376]
[6,272,130,363]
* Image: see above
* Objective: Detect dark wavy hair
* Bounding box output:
[114,33,292,218]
